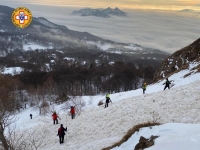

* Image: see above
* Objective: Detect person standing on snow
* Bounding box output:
[30,114,32,119]
[105,94,112,108]
[142,82,147,94]
[57,124,67,144]
[163,78,171,90]
[70,106,75,119]
[52,111,58,124]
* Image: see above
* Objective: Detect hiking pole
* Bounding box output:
[66,111,67,142]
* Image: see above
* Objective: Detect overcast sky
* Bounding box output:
[1,0,200,53]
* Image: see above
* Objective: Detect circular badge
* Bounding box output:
[11,7,32,29]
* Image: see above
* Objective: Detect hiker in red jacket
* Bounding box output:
[57,124,67,144]
[70,106,75,119]
[52,111,58,124]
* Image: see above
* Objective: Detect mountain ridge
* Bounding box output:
[71,7,127,17]
[153,38,200,81]
[0,5,168,57]
[0,5,102,41]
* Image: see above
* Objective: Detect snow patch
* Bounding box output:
[63,57,75,61]
[0,29,5,32]
[50,60,55,63]
[56,50,64,54]
[1,67,23,75]
[23,44,53,51]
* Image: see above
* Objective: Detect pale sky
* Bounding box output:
[2,0,200,11]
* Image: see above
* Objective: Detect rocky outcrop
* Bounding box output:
[134,135,159,150]
[153,38,200,81]
[98,100,104,106]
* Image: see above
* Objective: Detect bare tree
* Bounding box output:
[43,76,58,105]
[88,96,93,105]
[71,96,86,115]
[7,128,45,150]
[6,125,27,150]
[29,86,49,115]
[27,131,45,150]
[0,74,16,150]
[0,111,16,150]
[11,80,25,113]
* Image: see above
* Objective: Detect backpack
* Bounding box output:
[106,94,110,98]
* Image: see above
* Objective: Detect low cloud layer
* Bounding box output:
[2,2,200,53]
[33,7,200,54]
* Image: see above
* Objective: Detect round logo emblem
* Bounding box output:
[11,7,32,28]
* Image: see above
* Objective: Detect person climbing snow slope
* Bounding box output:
[163,78,171,90]
[57,124,67,144]
[70,106,75,119]
[105,94,112,108]
[52,111,58,124]
[142,82,147,94]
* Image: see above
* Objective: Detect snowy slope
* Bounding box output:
[12,61,200,150]
[113,123,200,150]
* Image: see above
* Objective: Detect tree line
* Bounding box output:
[18,61,155,96]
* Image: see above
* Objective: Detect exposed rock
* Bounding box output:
[134,135,159,150]
[98,100,104,106]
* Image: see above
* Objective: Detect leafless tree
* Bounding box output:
[0,74,16,150]
[71,96,86,115]
[6,125,27,150]
[43,77,58,105]
[27,131,45,150]
[88,96,93,105]
[28,87,49,115]
[0,111,16,150]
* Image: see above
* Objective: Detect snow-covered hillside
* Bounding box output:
[12,61,200,150]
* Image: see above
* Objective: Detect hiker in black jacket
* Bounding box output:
[163,78,171,90]
[57,124,67,144]
[30,114,32,119]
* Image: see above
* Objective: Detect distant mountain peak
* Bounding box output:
[33,17,63,28]
[179,9,195,13]
[106,7,112,10]
[71,7,126,18]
